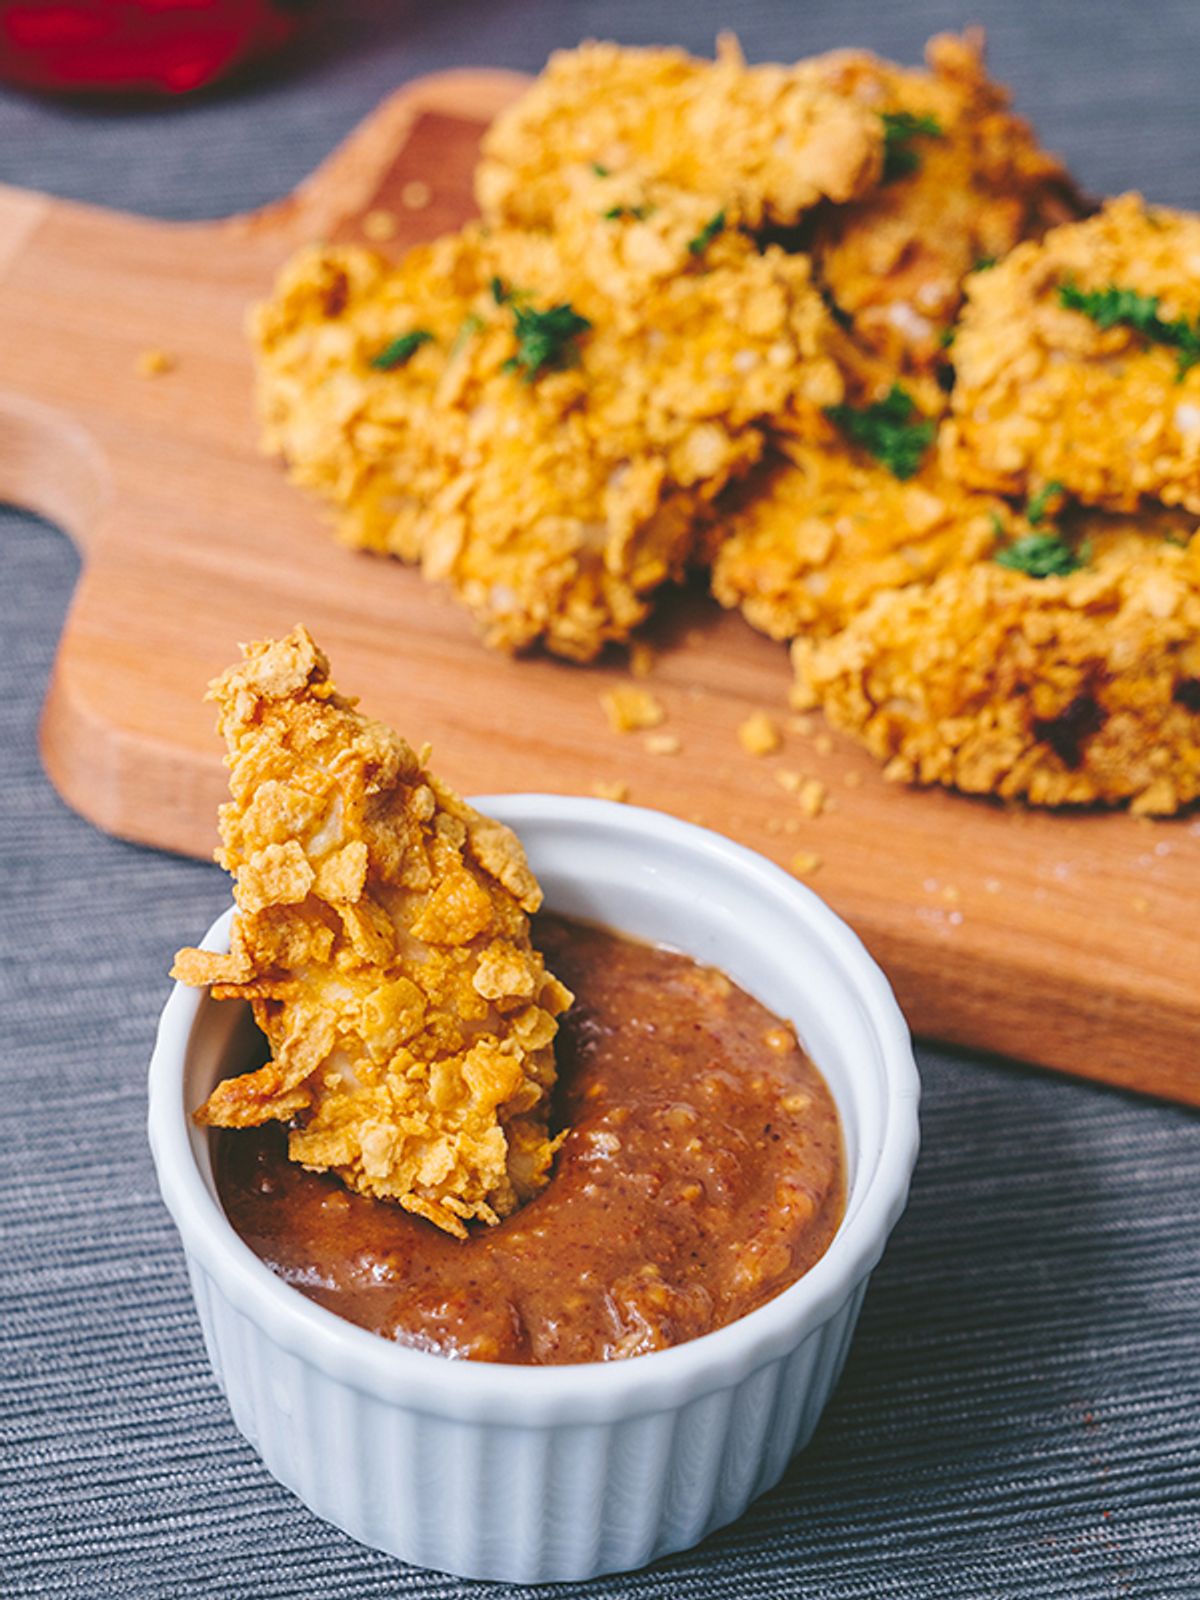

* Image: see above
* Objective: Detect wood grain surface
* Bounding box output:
[1,72,1196,1103]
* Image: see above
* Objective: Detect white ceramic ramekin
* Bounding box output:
[148,796,919,1584]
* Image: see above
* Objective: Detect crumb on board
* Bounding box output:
[788,715,814,736]
[644,731,681,756]
[136,347,176,377]
[776,769,803,794]
[401,179,433,210]
[362,208,398,241]
[591,778,630,802]
[813,732,834,757]
[942,884,961,903]
[629,641,656,678]
[843,770,862,789]
[798,778,827,817]
[1132,894,1150,913]
[602,685,665,732]
[790,850,822,876]
[738,711,783,757]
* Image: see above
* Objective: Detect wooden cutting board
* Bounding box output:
[2,72,1197,1103]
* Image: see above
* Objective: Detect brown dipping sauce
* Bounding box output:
[214,915,845,1365]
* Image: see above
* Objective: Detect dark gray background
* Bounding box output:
[2,4,1197,1596]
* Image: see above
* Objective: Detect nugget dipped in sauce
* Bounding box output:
[172,626,572,1237]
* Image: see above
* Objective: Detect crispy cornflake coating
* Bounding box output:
[476,36,883,232]
[252,192,856,660]
[795,519,1200,814]
[708,427,1011,643]
[804,31,1078,399]
[942,194,1200,513]
[171,627,572,1237]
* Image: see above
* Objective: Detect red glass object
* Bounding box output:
[0,0,308,97]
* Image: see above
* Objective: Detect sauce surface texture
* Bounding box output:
[214,915,844,1364]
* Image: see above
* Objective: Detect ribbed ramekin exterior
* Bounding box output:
[186,1253,868,1583]
[153,798,919,1582]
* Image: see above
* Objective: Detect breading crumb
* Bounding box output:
[738,711,782,757]
[644,732,681,756]
[798,778,827,817]
[362,209,398,241]
[137,347,176,377]
[591,778,630,802]
[400,180,433,210]
[813,733,834,757]
[602,685,665,732]
[790,850,822,876]
[775,769,804,794]
[842,770,862,788]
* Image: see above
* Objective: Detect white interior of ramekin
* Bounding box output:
[149,797,919,1426]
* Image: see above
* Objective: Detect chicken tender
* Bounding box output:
[795,517,1200,814]
[708,427,1010,643]
[476,36,883,233]
[253,197,856,660]
[942,194,1200,513]
[172,626,572,1237]
[804,31,1079,400]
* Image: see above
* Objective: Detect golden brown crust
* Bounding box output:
[795,519,1200,814]
[805,30,1081,406]
[708,427,1010,641]
[942,193,1200,512]
[172,627,571,1236]
[252,196,857,661]
[475,36,884,232]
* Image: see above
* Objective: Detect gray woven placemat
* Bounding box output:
[2,4,1198,1594]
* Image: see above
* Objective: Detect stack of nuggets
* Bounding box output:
[253,30,1200,814]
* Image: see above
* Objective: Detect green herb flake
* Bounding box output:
[490,275,512,306]
[971,255,997,273]
[994,533,1087,579]
[590,161,610,177]
[824,384,935,480]
[369,329,434,371]
[938,325,956,350]
[880,110,942,183]
[1058,279,1200,377]
[1025,480,1065,526]
[687,209,726,257]
[502,300,592,382]
[603,203,650,221]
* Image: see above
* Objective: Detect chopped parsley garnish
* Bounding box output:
[1025,480,1065,526]
[938,325,956,349]
[971,255,997,272]
[502,300,592,382]
[995,533,1088,578]
[369,329,434,370]
[825,385,935,480]
[604,203,651,221]
[880,110,942,182]
[490,275,512,306]
[687,209,726,256]
[1058,279,1200,377]
[590,161,610,177]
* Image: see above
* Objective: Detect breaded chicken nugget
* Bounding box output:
[253,197,855,660]
[476,35,883,232]
[795,518,1200,814]
[708,425,1010,642]
[172,626,572,1237]
[804,30,1079,401]
[942,194,1200,513]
